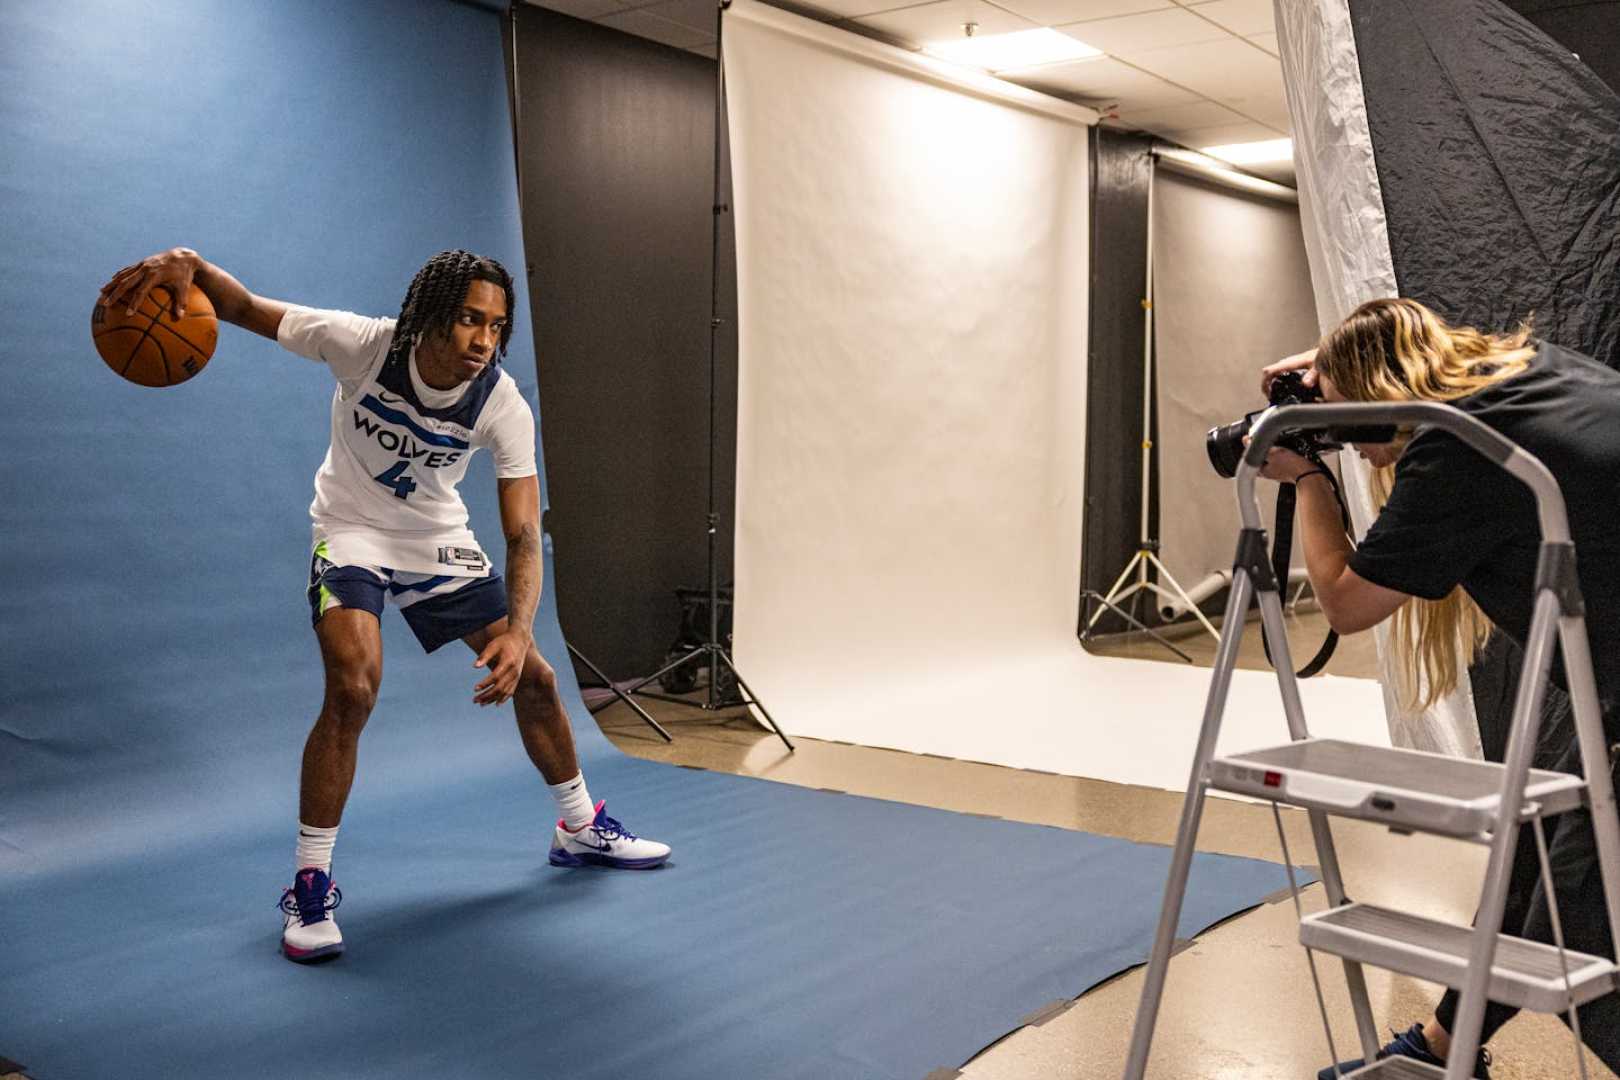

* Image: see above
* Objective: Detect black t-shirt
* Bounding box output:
[1348,341,1620,727]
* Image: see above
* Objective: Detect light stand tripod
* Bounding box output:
[616,0,794,752]
[1082,150,1216,656]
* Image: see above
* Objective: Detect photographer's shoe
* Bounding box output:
[279,867,343,962]
[1316,1023,1490,1079]
[549,802,670,869]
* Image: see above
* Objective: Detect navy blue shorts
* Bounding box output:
[307,548,508,653]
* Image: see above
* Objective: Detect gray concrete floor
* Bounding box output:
[589,608,1615,1079]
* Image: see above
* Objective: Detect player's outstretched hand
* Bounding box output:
[100,247,199,319]
[1260,348,1318,397]
[473,630,528,706]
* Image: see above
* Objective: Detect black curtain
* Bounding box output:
[1348,0,1620,770]
[1500,0,1620,94]
[509,7,737,680]
[1350,0,1620,370]
[1079,128,1157,638]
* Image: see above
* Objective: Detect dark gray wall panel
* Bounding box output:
[1080,129,1156,636]
[512,7,736,678]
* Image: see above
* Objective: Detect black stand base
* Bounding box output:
[623,642,795,751]
[1079,589,1195,663]
[566,641,674,742]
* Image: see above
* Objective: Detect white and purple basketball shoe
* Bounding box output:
[279,867,344,962]
[549,802,670,869]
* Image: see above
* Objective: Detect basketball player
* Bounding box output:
[99,248,670,963]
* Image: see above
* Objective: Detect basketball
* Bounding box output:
[91,283,218,387]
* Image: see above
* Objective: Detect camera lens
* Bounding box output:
[1206,418,1250,479]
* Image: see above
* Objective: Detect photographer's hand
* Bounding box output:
[1261,349,1318,397]
[1251,443,1316,484]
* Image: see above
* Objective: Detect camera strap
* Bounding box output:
[1262,456,1349,678]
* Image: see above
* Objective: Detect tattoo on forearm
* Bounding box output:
[505,521,542,635]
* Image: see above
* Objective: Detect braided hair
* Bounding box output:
[388,249,516,364]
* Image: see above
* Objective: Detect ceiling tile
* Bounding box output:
[853,0,1035,45]
[530,0,629,20]
[1245,31,1278,56]
[1003,55,1200,108]
[1111,98,1249,130]
[1184,0,1275,37]
[987,0,1173,26]
[1231,81,1290,128]
[1117,36,1283,118]
[595,8,714,47]
[638,0,722,32]
[1161,119,1282,147]
[1052,7,1228,53]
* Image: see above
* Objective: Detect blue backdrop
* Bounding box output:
[0,0,542,871]
[0,4,1310,1076]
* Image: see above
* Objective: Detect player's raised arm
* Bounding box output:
[100,247,288,341]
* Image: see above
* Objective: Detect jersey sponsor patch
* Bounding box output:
[438,546,489,572]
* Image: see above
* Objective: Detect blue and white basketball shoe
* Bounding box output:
[279,866,344,962]
[1317,1024,1491,1079]
[549,802,670,869]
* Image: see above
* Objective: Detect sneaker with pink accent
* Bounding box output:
[549,802,670,869]
[279,866,344,962]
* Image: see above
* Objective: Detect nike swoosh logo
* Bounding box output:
[377,391,405,405]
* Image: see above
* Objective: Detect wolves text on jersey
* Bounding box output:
[352,406,466,468]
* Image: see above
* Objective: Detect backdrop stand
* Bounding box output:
[1082,151,1217,652]
[616,0,794,753]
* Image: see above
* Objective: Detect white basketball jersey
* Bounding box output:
[277,306,537,576]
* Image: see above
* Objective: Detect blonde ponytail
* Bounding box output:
[1316,298,1529,708]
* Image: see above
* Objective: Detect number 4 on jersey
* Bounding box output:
[373,461,418,500]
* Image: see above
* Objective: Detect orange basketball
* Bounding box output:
[91,283,218,387]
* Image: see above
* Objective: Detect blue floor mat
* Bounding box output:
[1,745,1301,1078]
[1,558,1305,1080]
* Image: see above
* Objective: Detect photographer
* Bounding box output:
[1255,298,1620,1079]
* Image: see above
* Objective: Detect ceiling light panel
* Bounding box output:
[925,27,1102,72]
[1199,137,1293,164]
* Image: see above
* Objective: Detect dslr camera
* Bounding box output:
[1205,370,1342,479]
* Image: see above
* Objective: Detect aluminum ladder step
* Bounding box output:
[1208,738,1586,837]
[1338,1059,1444,1079]
[1301,902,1619,1013]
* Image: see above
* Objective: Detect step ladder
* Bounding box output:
[1120,402,1620,1080]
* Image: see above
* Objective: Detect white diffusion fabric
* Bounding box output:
[1275,0,1480,758]
[726,0,1388,788]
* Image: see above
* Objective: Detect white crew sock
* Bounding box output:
[548,773,595,831]
[296,822,340,876]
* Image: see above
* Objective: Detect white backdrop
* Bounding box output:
[1154,169,1320,593]
[725,0,1390,790]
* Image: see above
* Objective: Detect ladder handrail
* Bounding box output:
[1238,401,1572,544]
